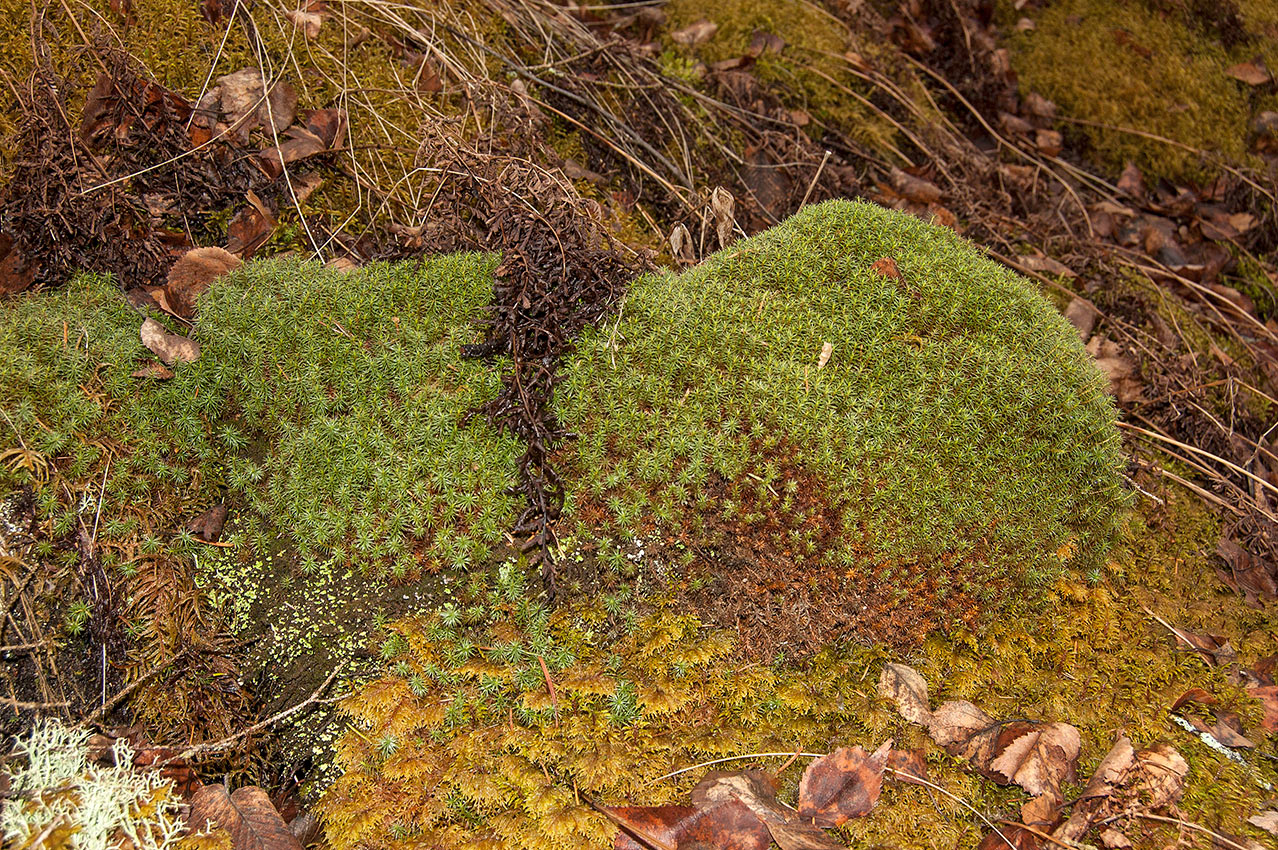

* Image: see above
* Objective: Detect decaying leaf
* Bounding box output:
[797,740,891,827]
[976,824,1041,850]
[817,342,834,369]
[217,68,298,137]
[1225,59,1272,86]
[885,748,929,785]
[926,700,996,748]
[870,257,902,279]
[1216,538,1278,604]
[879,663,931,725]
[140,318,200,365]
[710,187,736,249]
[669,223,693,261]
[1053,736,1136,842]
[285,9,322,38]
[187,504,229,543]
[1130,744,1188,809]
[691,770,843,850]
[1169,626,1237,667]
[889,167,942,204]
[671,19,718,46]
[1248,685,1278,733]
[607,800,771,850]
[987,722,1080,799]
[188,785,303,850]
[166,247,241,318]
[259,109,348,179]
[131,362,174,380]
[1248,810,1278,837]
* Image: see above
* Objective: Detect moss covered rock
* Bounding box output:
[558,200,1127,647]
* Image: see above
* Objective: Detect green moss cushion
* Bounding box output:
[558,200,1127,635]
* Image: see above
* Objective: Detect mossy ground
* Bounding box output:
[999,0,1278,182]
[1,203,1272,848]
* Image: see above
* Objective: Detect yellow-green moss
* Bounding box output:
[1001,0,1278,182]
[319,483,1277,850]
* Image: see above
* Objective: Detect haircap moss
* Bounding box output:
[557,199,1129,646]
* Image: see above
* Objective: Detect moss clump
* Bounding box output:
[1001,0,1278,182]
[194,255,520,577]
[558,199,1128,641]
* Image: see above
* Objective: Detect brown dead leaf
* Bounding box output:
[1086,336,1144,404]
[797,740,891,827]
[870,257,902,279]
[226,206,276,260]
[1099,828,1133,849]
[1216,538,1278,604]
[1019,253,1077,279]
[187,504,228,543]
[746,30,785,58]
[608,800,771,850]
[1131,744,1188,809]
[188,785,303,850]
[217,69,297,138]
[926,700,996,749]
[132,362,174,380]
[710,187,736,249]
[1248,685,1278,733]
[669,223,693,261]
[166,247,241,318]
[1021,794,1061,830]
[1117,162,1145,198]
[1208,711,1254,749]
[1249,811,1278,836]
[890,167,942,204]
[1225,59,1272,86]
[285,9,322,38]
[0,231,34,296]
[885,748,928,785]
[817,342,834,369]
[988,723,1080,799]
[140,318,200,365]
[1053,736,1135,842]
[878,663,931,725]
[977,824,1041,850]
[1171,626,1237,667]
[1170,688,1219,711]
[671,19,717,45]
[1063,298,1098,341]
[1035,129,1062,157]
[691,770,843,850]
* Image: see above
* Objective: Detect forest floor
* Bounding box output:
[1,1,1278,849]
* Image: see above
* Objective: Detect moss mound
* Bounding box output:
[558,200,1127,646]
[1002,0,1278,181]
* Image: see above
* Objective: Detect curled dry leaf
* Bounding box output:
[131,362,174,380]
[878,662,931,725]
[285,9,322,38]
[166,246,241,318]
[797,739,891,828]
[669,223,693,261]
[140,318,200,365]
[817,342,834,369]
[188,785,303,850]
[710,187,736,249]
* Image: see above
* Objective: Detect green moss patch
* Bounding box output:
[1002,0,1278,182]
[558,199,1128,650]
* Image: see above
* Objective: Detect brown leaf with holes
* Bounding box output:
[141,318,200,365]
[188,785,302,850]
[797,739,891,828]
[691,770,843,850]
[879,662,931,725]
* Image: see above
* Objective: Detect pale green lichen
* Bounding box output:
[2,719,185,850]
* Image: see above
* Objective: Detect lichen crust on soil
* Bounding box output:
[558,199,1129,653]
